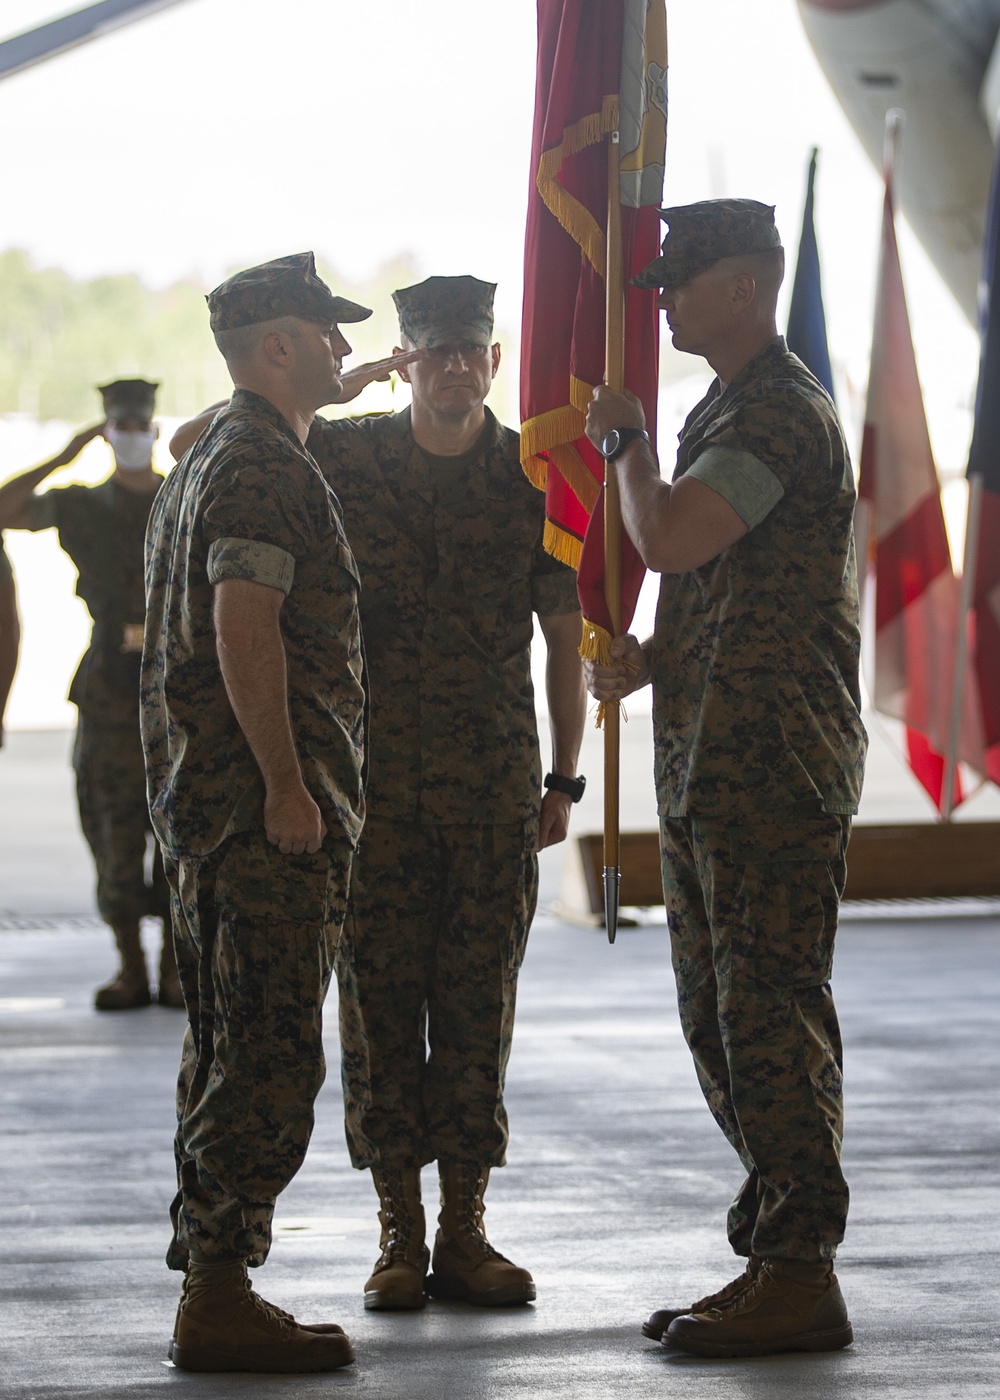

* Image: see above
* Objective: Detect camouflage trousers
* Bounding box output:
[163,828,352,1269]
[660,801,851,1262]
[73,707,170,926]
[336,816,538,1171]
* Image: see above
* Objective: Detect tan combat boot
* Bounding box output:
[156,932,185,1009]
[169,1270,346,1355]
[363,1166,429,1310]
[426,1161,535,1306]
[664,1257,854,1357]
[642,1255,761,1341]
[169,1258,355,1373]
[94,921,151,1011]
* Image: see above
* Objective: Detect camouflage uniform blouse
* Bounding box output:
[142,389,366,859]
[307,407,579,825]
[652,337,867,818]
[0,538,11,584]
[27,477,159,718]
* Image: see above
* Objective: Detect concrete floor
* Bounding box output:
[1,730,999,1397]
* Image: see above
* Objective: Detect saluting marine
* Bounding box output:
[0,380,179,1009]
[315,276,587,1312]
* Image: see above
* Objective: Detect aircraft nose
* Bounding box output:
[799,1,881,10]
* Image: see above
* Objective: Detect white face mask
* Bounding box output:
[108,425,157,471]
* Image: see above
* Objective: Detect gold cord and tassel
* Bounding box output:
[578,618,635,729]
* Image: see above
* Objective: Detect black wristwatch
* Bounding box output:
[600,426,650,461]
[544,772,587,803]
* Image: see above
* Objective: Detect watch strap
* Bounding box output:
[544,772,587,803]
[604,426,650,461]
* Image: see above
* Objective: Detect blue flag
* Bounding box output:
[964,135,1000,784]
[787,148,835,400]
[967,138,1000,494]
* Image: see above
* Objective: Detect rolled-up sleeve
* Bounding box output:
[207,536,295,594]
[686,444,784,529]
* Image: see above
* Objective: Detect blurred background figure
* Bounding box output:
[0,534,20,746]
[0,379,181,1011]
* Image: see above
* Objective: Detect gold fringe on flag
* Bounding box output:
[535,95,621,275]
[569,374,595,416]
[519,403,586,467]
[579,617,613,729]
[544,520,582,569]
[520,430,602,516]
[578,618,639,730]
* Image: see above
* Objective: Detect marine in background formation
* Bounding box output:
[584,199,867,1359]
[143,252,372,1374]
[0,381,179,1009]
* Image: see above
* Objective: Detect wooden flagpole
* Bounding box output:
[604,132,625,942]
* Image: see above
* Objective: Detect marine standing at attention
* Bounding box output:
[0,382,178,1009]
[170,274,588,1313]
[584,200,867,1359]
[142,253,369,1374]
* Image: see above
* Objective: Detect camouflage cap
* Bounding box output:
[632,199,783,291]
[98,378,159,422]
[392,275,496,347]
[207,252,372,332]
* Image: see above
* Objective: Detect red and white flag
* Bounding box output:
[856,120,984,811]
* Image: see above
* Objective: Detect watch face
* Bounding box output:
[602,429,621,458]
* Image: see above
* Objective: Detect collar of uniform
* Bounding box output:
[714,334,789,403]
[396,404,506,487]
[228,388,304,446]
[395,403,502,452]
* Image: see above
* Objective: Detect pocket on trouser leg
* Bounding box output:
[731,861,840,990]
[728,810,846,991]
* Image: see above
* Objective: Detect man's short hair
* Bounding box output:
[719,246,785,295]
[213,316,303,366]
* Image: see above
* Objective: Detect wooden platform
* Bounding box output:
[575,821,1000,914]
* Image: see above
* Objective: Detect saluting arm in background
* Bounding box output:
[0,424,106,528]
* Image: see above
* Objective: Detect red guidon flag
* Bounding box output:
[856,131,984,811]
[520,0,666,650]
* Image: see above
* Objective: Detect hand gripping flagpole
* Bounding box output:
[603,131,625,943]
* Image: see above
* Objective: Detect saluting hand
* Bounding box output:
[331,348,427,405]
[54,421,107,468]
[264,783,327,855]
